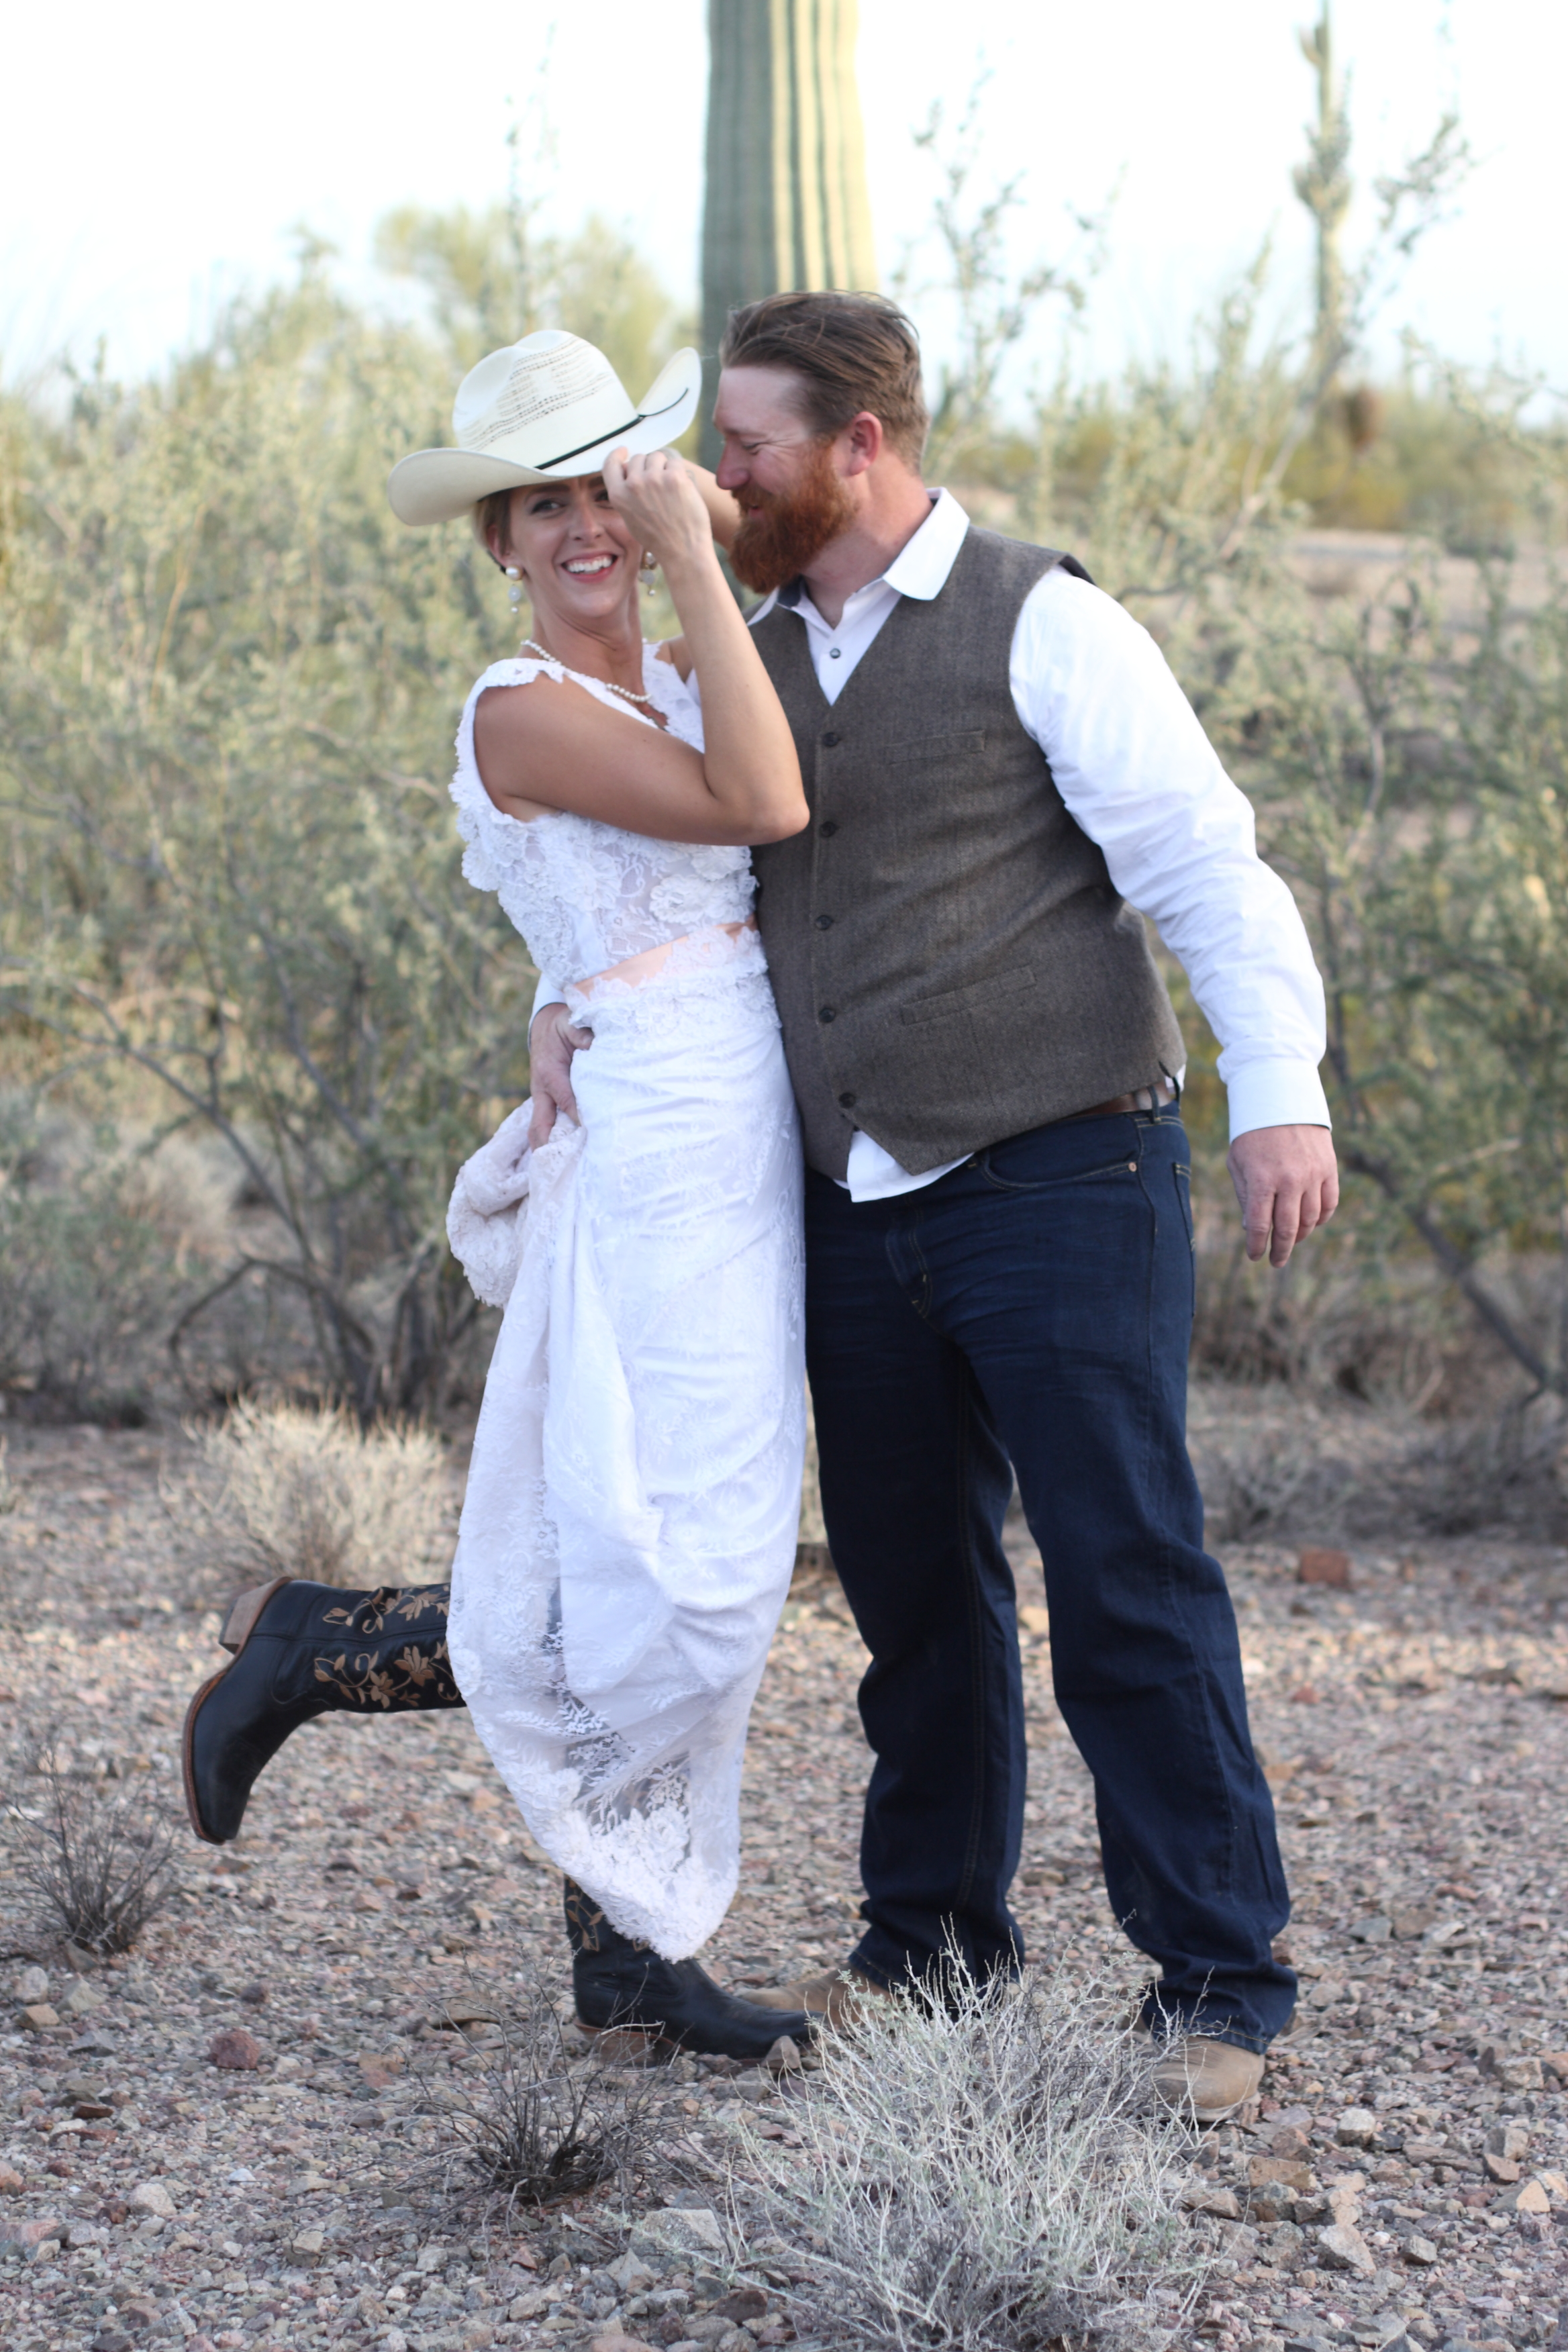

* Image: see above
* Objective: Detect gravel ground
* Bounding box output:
[1,1417,1566,2352]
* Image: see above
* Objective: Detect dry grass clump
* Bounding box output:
[7,1736,179,1955]
[190,1399,452,1586]
[730,1959,1207,2352]
[413,1971,668,2228]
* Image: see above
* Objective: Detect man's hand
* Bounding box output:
[1227,1124,1339,1269]
[528,1003,591,1150]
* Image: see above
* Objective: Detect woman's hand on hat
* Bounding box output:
[603,446,713,575]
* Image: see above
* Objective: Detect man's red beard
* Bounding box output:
[728,440,858,595]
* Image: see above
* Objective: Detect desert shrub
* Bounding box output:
[730,1961,1206,2352]
[0,1095,233,1419]
[414,1969,668,2224]
[188,1398,452,1585]
[7,1735,179,1954]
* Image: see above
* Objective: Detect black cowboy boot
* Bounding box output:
[183,1580,462,1845]
[564,1879,812,2063]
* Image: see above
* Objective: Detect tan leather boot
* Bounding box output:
[1146,2033,1265,2121]
[748,1964,888,2030]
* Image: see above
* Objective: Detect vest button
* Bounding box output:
[815,913,834,930]
[818,1006,836,1024]
[838,1091,857,1108]
[822,732,841,747]
[819,820,838,837]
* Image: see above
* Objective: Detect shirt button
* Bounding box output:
[822,732,840,747]
[815,914,834,930]
[819,820,838,837]
[828,646,842,658]
[838,1091,857,1109]
[819,1006,836,1024]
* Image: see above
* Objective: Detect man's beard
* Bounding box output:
[729,440,858,595]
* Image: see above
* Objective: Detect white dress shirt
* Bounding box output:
[532,489,1330,1202]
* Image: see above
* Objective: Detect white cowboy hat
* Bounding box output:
[387,329,703,527]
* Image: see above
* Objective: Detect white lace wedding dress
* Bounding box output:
[442,645,805,1960]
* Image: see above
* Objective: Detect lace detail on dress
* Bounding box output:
[448,645,754,984]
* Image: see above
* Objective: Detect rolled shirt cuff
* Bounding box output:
[530,969,567,1028]
[1223,1057,1333,1142]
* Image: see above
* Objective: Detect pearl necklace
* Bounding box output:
[518,638,654,708]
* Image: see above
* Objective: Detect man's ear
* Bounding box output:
[839,411,885,479]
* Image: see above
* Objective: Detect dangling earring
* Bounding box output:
[505,565,524,614]
[640,549,659,601]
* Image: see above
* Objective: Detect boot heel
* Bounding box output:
[219,1579,291,1655]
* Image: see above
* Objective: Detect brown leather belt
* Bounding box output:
[1061,1076,1177,1122]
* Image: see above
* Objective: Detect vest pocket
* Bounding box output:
[879,728,987,762]
[897,965,1034,1026]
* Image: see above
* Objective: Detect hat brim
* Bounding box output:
[388,347,703,527]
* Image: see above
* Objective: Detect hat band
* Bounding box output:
[523,383,691,472]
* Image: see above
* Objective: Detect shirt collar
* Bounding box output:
[746,489,971,627]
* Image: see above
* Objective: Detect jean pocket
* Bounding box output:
[1173,1161,1194,1250]
[979,1137,1140,1194]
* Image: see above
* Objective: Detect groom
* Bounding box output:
[534,291,1336,2119]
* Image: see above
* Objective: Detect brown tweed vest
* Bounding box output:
[748,523,1185,1180]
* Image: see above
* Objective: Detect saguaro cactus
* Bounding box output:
[1293,2,1352,391]
[701,0,877,447]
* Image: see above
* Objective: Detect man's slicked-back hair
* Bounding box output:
[718,291,929,471]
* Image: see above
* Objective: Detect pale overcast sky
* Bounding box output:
[3,0,1561,401]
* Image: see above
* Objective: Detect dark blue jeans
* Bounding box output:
[804,1103,1295,2053]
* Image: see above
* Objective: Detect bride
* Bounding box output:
[182,331,815,2063]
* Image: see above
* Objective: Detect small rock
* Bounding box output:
[631,2206,728,2260]
[592,2339,660,2352]
[127,2180,177,2218]
[1297,1547,1352,1589]
[291,2226,326,2257]
[238,1980,268,2006]
[1317,2220,1376,2275]
[1402,2235,1439,2264]
[1540,2047,1568,2081]
[0,2215,64,2261]
[1485,2120,1530,2163]
[1349,1915,1391,1943]
[711,2290,768,2322]
[1390,1906,1434,1940]
[1336,2108,1377,2147]
[60,1977,105,2017]
[1483,2153,1521,2184]
[1500,2178,1552,2215]
[13,1966,48,2004]
[0,2165,25,2195]
[606,2253,657,2293]
[765,2034,802,2073]
[1497,2056,1545,2093]
[20,2003,60,2031]
[1183,2183,1242,2218]
[208,2028,262,2070]
[1248,2156,1313,2192]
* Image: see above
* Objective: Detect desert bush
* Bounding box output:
[0,1094,232,1419]
[730,1960,1206,2352]
[7,1734,179,1954]
[414,1969,667,2223]
[188,1398,452,1585]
